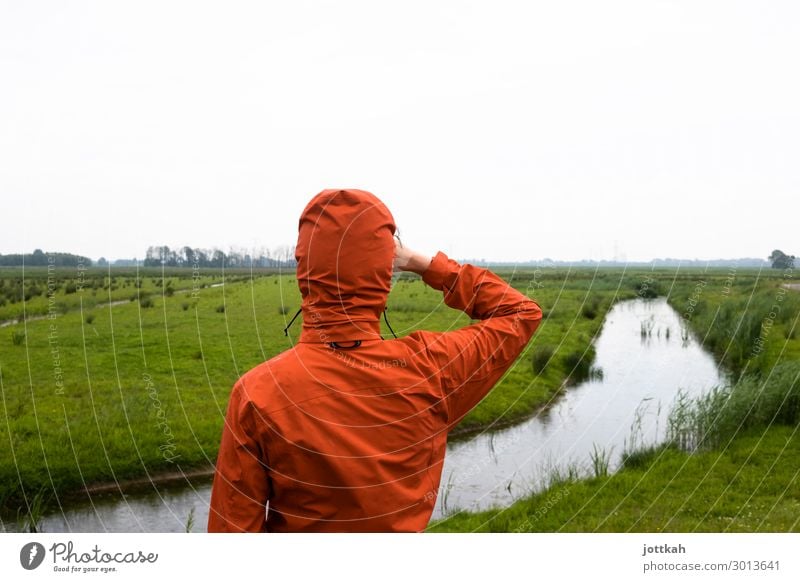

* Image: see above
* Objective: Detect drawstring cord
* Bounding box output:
[383,308,398,339]
[282,307,302,337]
[282,306,399,340]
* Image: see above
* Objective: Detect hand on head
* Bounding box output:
[393,238,432,275]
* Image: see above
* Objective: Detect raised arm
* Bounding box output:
[396,244,543,428]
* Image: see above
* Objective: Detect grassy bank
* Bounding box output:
[428,423,800,532]
[0,266,623,511]
[429,348,800,532]
[663,266,799,377]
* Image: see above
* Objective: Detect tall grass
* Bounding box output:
[589,444,612,478]
[667,361,800,452]
[15,490,48,533]
[530,346,555,374]
[668,285,800,377]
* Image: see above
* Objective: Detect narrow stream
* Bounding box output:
[4,297,726,532]
[432,297,725,519]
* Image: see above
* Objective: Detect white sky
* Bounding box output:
[1,1,798,263]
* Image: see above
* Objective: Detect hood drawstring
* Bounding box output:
[383,308,398,339]
[283,307,302,337]
[283,306,398,340]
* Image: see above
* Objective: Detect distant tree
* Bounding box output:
[182,246,195,267]
[144,246,159,267]
[97,257,109,267]
[769,249,795,269]
[31,249,46,266]
[211,250,226,268]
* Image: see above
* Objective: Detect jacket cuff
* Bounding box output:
[421,251,452,290]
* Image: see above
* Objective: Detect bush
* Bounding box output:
[85,314,95,325]
[562,347,595,384]
[140,297,154,308]
[278,305,290,315]
[165,285,175,297]
[11,330,25,346]
[216,305,225,313]
[64,283,77,294]
[581,297,601,320]
[181,302,189,311]
[24,285,43,301]
[531,346,555,374]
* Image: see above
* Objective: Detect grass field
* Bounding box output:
[0,263,797,530]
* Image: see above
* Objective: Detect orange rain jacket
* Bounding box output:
[208,189,542,532]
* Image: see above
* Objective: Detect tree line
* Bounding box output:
[1,247,792,269]
[0,249,91,267]
[143,245,297,268]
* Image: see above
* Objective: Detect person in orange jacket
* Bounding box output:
[207,189,543,532]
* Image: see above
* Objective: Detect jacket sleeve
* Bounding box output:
[207,379,270,532]
[419,251,543,428]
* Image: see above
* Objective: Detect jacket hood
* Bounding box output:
[295,189,396,343]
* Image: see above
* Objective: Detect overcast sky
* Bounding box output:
[1,1,797,263]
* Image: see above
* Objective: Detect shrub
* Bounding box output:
[562,347,595,384]
[581,297,601,320]
[181,302,189,311]
[11,330,25,346]
[85,314,95,325]
[216,305,225,313]
[140,297,154,308]
[24,286,43,301]
[531,346,555,374]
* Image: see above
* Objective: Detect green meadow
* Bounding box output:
[0,264,798,532]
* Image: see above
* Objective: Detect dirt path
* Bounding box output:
[784,284,800,291]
